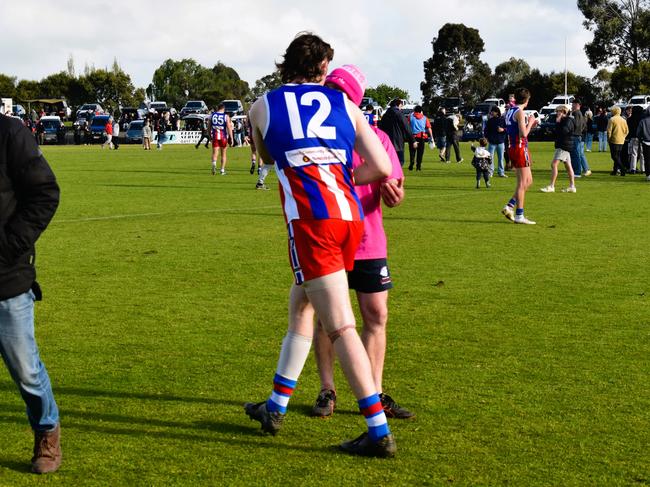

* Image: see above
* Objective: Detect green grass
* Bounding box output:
[0,142,648,486]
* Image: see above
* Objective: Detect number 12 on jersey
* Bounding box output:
[284,92,336,140]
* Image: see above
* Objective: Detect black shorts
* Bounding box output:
[347,258,393,293]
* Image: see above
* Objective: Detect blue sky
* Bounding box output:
[1,0,595,102]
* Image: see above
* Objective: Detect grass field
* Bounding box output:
[0,141,648,486]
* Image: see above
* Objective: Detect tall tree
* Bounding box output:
[578,0,650,69]
[364,84,409,107]
[251,71,282,99]
[493,57,531,95]
[610,61,650,99]
[81,68,138,112]
[150,59,250,109]
[0,74,17,99]
[421,23,491,111]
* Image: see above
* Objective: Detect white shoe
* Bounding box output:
[584,170,592,176]
[540,185,555,193]
[514,215,536,225]
[220,170,226,176]
[501,205,515,222]
[562,186,577,193]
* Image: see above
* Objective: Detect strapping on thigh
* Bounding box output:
[328,325,356,343]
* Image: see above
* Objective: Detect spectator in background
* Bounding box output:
[157,112,170,150]
[102,116,114,149]
[195,117,210,149]
[444,110,463,163]
[378,98,415,167]
[407,106,433,171]
[142,119,152,150]
[570,98,591,177]
[364,104,378,127]
[432,108,447,162]
[636,106,650,181]
[540,105,576,193]
[35,120,45,145]
[595,107,609,152]
[627,105,645,174]
[607,106,629,175]
[484,106,507,177]
[112,118,120,150]
[584,107,594,152]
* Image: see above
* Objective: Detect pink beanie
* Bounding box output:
[325,64,367,106]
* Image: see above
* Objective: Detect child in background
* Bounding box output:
[471,137,492,188]
[142,119,152,150]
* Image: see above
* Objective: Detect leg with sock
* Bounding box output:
[245,284,314,435]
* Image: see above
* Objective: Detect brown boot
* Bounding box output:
[31,425,62,474]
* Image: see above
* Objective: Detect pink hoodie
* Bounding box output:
[352,127,404,260]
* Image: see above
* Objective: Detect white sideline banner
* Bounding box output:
[152,130,202,144]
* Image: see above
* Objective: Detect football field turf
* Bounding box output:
[0,142,648,486]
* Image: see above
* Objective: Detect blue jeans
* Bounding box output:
[578,138,590,173]
[0,290,59,431]
[570,137,586,175]
[585,133,593,151]
[598,131,608,152]
[487,143,505,175]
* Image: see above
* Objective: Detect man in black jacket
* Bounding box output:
[378,98,415,167]
[0,114,61,474]
[540,105,576,193]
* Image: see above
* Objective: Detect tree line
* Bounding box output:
[1,0,647,115]
[421,0,650,112]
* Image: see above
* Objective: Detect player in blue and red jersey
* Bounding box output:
[245,33,396,458]
[501,87,538,224]
[207,103,233,175]
[364,104,378,127]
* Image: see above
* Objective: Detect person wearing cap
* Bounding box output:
[484,106,507,177]
[540,105,577,193]
[245,33,396,458]
[607,106,629,175]
[310,64,412,423]
[407,106,433,171]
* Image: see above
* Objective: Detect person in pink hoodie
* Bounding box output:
[311,64,414,420]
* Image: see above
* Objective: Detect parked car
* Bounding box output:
[222,99,244,116]
[12,104,26,118]
[125,120,144,143]
[119,107,144,130]
[42,100,72,120]
[89,114,111,142]
[180,100,209,117]
[626,94,650,110]
[539,94,575,115]
[39,116,66,144]
[462,117,484,141]
[536,112,558,140]
[483,98,506,114]
[441,97,465,113]
[77,103,104,117]
[148,101,168,114]
[182,113,209,131]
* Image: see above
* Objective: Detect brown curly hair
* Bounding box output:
[276,32,334,83]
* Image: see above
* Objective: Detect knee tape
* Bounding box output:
[328,325,356,343]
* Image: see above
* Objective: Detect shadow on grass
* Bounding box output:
[0,411,326,455]
[0,458,32,474]
[0,383,238,405]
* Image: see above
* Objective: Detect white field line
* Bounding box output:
[54,191,472,224]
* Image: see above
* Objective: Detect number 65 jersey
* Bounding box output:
[262,84,364,223]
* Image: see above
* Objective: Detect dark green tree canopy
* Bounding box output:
[364,84,409,107]
[578,0,650,68]
[251,71,282,99]
[150,59,250,109]
[421,23,492,111]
